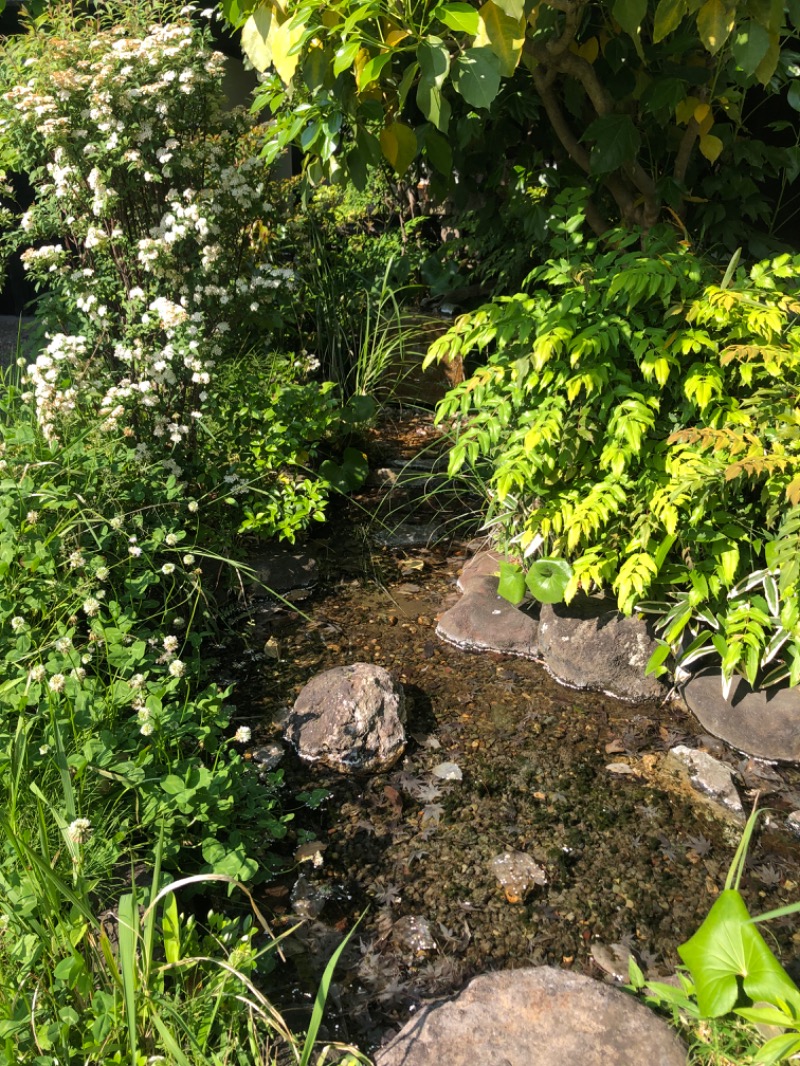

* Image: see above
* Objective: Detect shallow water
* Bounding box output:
[229,415,800,1048]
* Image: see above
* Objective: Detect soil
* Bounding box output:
[223,407,800,1051]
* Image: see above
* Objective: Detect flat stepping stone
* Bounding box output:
[373,967,686,1066]
[682,670,800,761]
[538,597,667,702]
[436,592,539,658]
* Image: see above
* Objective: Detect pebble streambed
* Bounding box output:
[222,411,800,1050]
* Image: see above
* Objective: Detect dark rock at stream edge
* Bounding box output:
[682,670,800,762]
[245,546,318,594]
[373,967,686,1066]
[438,553,666,700]
[284,663,406,773]
[537,597,668,702]
[436,593,540,658]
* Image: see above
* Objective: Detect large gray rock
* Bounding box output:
[285,664,406,773]
[373,967,686,1066]
[537,597,667,701]
[681,670,800,762]
[436,593,539,658]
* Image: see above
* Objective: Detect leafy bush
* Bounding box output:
[0,2,357,542]
[0,376,287,880]
[427,226,800,692]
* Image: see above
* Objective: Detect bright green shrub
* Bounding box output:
[427,230,800,692]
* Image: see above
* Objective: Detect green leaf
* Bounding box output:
[452,47,502,109]
[789,0,800,28]
[653,0,688,41]
[731,20,771,76]
[202,840,259,881]
[418,37,450,87]
[221,0,245,28]
[585,113,641,175]
[477,0,525,76]
[417,38,452,130]
[613,0,647,38]
[357,51,393,90]
[160,774,186,795]
[319,447,369,493]
[494,0,524,16]
[162,892,181,965]
[696,0,735,54]
[498,561,525,604]
[398,59,420,107]
[678,889,800,1017]
[646,642,671,676]
[379,121,418,174]
[417,82,452,131]
[525,558,573,604]
[117,894,139,1066]
[342,393,376,424]
[424,126,454,173]
[241,5,273,72]
[641,76,687,114]
[435,2,480,35]
[333,38,361,76]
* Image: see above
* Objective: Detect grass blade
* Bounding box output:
[117,892,140,1066]
[299,913,364,1066]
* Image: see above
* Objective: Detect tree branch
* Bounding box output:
[674,118,700,188]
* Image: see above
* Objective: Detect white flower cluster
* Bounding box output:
[2,16,286,455]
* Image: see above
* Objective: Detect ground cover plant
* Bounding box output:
[0,2,370,1060]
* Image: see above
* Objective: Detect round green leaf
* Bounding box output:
[525,558,573,604]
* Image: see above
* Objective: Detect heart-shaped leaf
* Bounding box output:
[319,447,369,493]
[498,561,525,604]
[525,558,572,603]
[678,889,800,1017]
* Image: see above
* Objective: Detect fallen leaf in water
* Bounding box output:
[383,785,403,815]
[420,803,444,827]
[399,559,425,572]
[294,840,327,867]
[606,762,636,776]
[605,739,625,754]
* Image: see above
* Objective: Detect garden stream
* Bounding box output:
[223,408,800,1052]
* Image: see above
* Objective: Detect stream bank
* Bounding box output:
[225,407,800,1051]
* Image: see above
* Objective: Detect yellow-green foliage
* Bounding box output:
[427,233,800,688]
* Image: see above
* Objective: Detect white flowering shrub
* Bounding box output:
[0,5,290,465]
